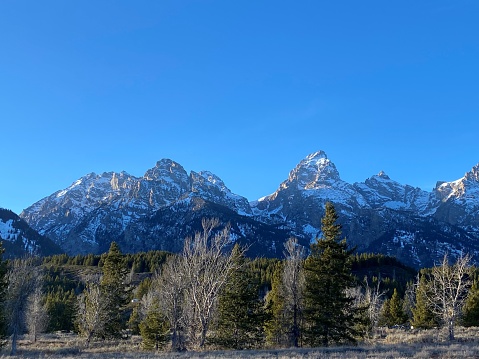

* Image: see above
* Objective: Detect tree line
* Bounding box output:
[0,202,478,354]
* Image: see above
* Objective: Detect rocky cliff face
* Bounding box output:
[432,164,479,232]
[20,159,261,256]
[20,152,479,268]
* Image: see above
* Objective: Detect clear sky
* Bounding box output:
[1,1,478,215]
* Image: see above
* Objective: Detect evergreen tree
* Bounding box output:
[139,300,169,350]
[212,244,265,349]
[411,274,439,329]
[388,288,408,325]
[462,278,479,327]
[378,298,391,327]
[303,202,359,346]
[128,277,152,335]
[128,305,142,335]
[45,289,76,332]
[264,262,287,347]
[378,289,408,327]
[0,242,8,347]
[100,242,130,338]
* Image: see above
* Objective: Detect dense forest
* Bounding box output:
[0,203,477,354]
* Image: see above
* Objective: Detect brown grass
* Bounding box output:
[2,327,479,358]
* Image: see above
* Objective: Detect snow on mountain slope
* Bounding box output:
[18,152,479,268]
[0,218,16,241]
[0,208,62,257]
[20,159,252,254]
[353,171,432,212]
[253,151,368,215]
[190,171,252,215]
[435,163,479,205]
[251,152,479,267]
[432,163,479,235]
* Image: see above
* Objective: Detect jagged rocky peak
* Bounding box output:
[364,171,394,186]
[377,171,390,180]
[465,163,479,182]
[109,171,132,191]
[144,159,189,183]
[434,162,479,202]
[287,151,340,188]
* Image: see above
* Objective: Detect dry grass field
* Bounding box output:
[2,327,479,358]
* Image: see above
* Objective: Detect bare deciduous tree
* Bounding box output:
[182,218,241,349]
[365,279,387,334]
[26,271,49,342]
[76,280,111,346]
[142,218,243,350]
[345,276,388,341]
[142,257,189,351]
[155,256,189,351]
[403,275,418,322]
[6,258,36,355]
[424,254,471,340]
[282,237,306,347]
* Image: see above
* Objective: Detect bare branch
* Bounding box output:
[182,218,241,349]
[422,253,472,340]
[6,258,37,355]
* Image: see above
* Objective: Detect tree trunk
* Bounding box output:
[292,303,299,347]
[31,322,37,343]
[171,327,185,352]
[10,330,18,356]
[199,323,208,348]
[448,321,455,341]
[86,331,93,348]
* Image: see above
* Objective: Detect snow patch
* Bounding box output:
[0,219,16,241]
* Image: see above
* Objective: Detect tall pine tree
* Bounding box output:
[378,289,408,327]
[303,202,359,346]
[264,262,287,347]
[100,242,130,338]
[411,274,439,329]
[0,242,7,347]
[212,244,265,349]
[389,288,408,325]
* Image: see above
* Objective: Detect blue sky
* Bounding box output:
[1,1,478,214]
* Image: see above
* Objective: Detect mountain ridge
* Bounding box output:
[18,151,479,268]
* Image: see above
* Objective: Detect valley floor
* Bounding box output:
[2,327,479,358]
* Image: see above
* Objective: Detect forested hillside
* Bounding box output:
[0,204,477,355]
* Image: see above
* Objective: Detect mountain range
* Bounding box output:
[3,151,478,268]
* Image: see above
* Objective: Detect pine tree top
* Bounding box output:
[320,202,342,242]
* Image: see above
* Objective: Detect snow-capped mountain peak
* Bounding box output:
[434,163,479,203]
[144,159,188,182]
[377,171,390,180]
[17,152,479,268]
[286,151,341,189]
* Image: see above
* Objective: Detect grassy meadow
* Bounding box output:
[2,327,479,358]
